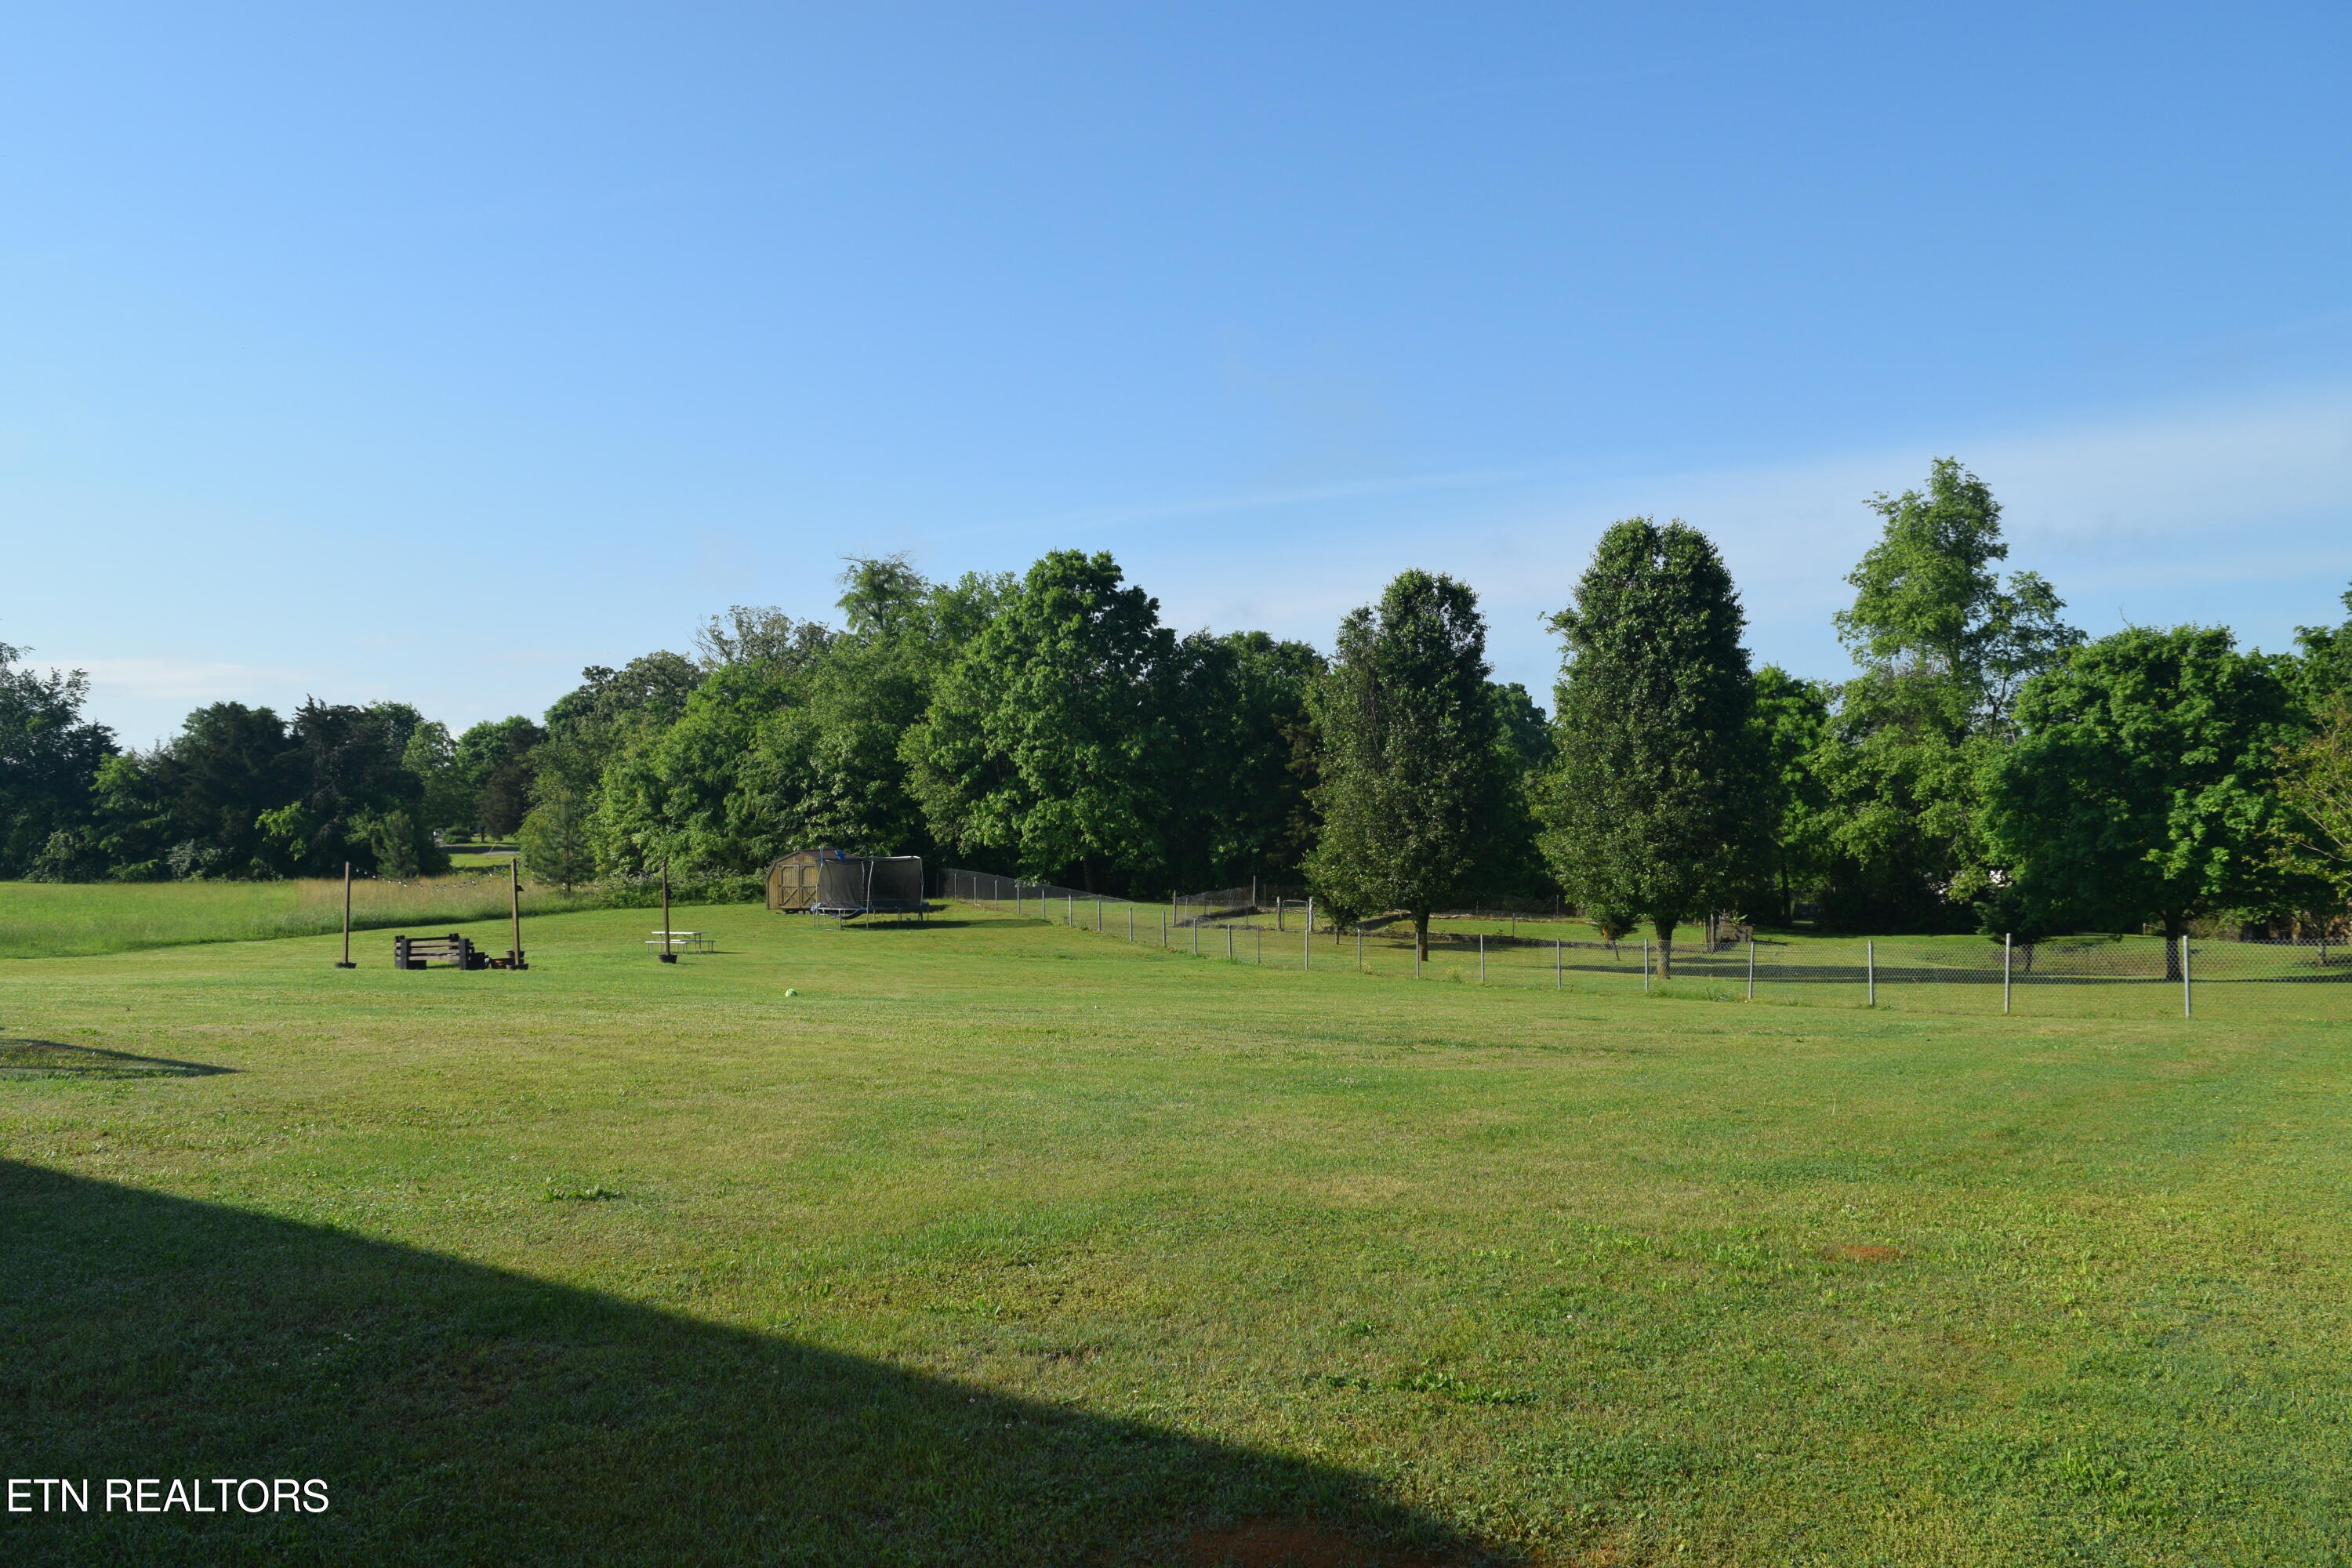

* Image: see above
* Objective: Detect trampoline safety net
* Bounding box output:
[812,855,927,917]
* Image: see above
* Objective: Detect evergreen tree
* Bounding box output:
[1305,570,1511,959]
[518,740,600,891]
[1541,517,1760,977]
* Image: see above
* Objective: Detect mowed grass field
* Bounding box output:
[4,901,2350,1565]
[0,877,601,960]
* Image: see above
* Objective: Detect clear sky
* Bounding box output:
[6,2,2349,745]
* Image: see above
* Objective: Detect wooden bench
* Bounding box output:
[394,934,487,970]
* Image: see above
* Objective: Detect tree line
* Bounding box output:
[5,459,2350,957]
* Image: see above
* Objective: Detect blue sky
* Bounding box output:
[5,2,2348,745]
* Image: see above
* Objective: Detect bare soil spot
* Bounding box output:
[1822,1243,1902,1264]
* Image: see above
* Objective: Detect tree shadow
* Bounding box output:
[0,1042,234,1080]
[0,1162,1486,1566]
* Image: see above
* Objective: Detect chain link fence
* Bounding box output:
[939,869,2350,1019]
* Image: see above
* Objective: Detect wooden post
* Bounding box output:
[660,859,676,962]
[509,856,524,969]
[336,861,356,967]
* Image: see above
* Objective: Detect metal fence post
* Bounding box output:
[1227,925,1233,960]
[1555,937,1562,990]
[1746,937,1755,1000]
[2183,935,2193,1019]
[1192,920,1199,956]
[1642,939,1650,993]
[1128,906,1134,942]
[1256,926,1262,965]
[1067,893,1074,927]
[1867,938,1875,1007]
[2003,933,2013,1014]
[1358,928,1364,971]
[1479,933,1486,983]
[1303,927,1309,971]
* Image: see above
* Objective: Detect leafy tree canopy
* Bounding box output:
[2293,582,2352,706]
[1305,569,1512,955]
[0,638,115,879]
[903,550,1171,891]
[1981,625,2303,949]
[1834,456,2082,731]
[1540,518,1760,970]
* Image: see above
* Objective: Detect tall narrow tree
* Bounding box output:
[1813,458,2081,930]
[1305,570,1511,959]
[1541,518,1761,978]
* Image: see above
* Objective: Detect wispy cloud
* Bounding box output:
[53,656,303,702]
[1076,382,2352,688]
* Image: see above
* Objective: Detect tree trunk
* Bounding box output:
[2161,913,2185,982]
[1655,916,1675,980]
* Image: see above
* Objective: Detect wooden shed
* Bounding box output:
[767,848,849,912]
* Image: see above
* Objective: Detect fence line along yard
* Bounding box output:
[938,869,2349,1020]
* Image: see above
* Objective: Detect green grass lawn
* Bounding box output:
[0,877,601,960]
[5,902,2350,1565]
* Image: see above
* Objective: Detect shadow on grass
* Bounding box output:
[0,1043,234,1080]
[0,1162,1485,1567]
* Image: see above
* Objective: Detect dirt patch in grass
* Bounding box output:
[1822,1243,1903,1264]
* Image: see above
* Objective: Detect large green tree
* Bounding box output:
[517,739,600,890]
[1305,570,1512,958]
[1748,665,1832,922]
[1540,517,1761,976]
[903,551,1171,890]
[2294,582,2352,706]
[453,717,546,839]
[1813,458,2081,930]
[1156,630,1326,893]
[2274,692,2352,918]
[0,640,114,879]
[1980,625,2302,972]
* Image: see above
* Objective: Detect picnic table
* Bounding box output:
[646,930,714,953]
